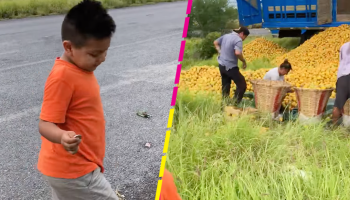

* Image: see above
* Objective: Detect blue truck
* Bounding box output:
[236,0,350,44]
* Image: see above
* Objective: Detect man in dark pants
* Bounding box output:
[213,27,250,106]
[332,42,350,125]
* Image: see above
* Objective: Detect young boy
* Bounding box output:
[37,0,117,199]
[160,169,182,200]
[263,59,292,81]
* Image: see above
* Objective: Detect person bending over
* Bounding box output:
[264,59,293,117]
[214,27,250,106]
[264,59,292,81]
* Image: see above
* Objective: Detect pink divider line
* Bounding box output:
[182,17,190,38]
[174,64,182,84]
[158,0,192,199]
[178,40,186,62]
[171,87,178,106]
[186,0,193,14]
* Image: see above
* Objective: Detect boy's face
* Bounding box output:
[63,37,111,72]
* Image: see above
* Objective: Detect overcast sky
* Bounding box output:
[229,0,237,7]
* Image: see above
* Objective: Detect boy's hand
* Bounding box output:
[60,131,82,154]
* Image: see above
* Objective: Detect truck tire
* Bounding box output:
[299,30,321,45]
[299,34,308,45]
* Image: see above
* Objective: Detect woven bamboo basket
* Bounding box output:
[251,80,292,116]
[343,99,350,115]
[294,87,334,118]
[342,99,350,127]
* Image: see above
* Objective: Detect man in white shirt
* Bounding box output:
[263,59,292,81]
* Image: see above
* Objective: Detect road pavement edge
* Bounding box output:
[154,0,192,199]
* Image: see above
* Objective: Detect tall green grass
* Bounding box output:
[0,0,184,19]
[241,57,275,71]
[168,92,350,200]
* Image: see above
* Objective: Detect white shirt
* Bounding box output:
[337,42,350,79]
[263,67,285,81]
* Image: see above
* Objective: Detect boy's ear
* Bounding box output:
[62,40,73,56]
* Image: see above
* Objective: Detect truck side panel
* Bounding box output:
[236,0,263,26]
[263,0,350,28]
[317,0,332,24]
[237,0,350,29]
[336,0,350,22]
[263,0,318,24]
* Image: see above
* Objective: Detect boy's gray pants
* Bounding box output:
[43,167,119,200]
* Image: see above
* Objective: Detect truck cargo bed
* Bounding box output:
[237,0,350,30]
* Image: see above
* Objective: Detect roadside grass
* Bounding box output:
[182,36,299,71]
[241,57,274,71]
[0,0,184,20]
[167,91,350,200]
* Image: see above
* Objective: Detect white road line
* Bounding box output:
[0,61,178,123]
[0,59,52,73]
[0,106,41,124]
[0,51,18,56]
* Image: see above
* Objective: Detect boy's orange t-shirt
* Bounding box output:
[160,169,182,200]
[38,58,106,179]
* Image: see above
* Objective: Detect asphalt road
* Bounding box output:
[249,28,272,36]
[0,2,187,200]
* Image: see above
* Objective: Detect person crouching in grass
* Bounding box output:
[263,59,293,119]
[37,0,118,199]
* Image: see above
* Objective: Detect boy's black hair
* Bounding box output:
[61,0,116,47]
[233,26,250,36]
[280,59,292,70]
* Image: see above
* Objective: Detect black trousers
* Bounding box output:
[334,74,350,110]
[219,64,247,104]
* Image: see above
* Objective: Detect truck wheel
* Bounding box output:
[299,34,307,45]
[299,30,320,46]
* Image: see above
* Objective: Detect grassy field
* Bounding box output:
[168,35,350,199]
[167,92,350,200]
[182,36,300,70]
[0,0,184,20]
